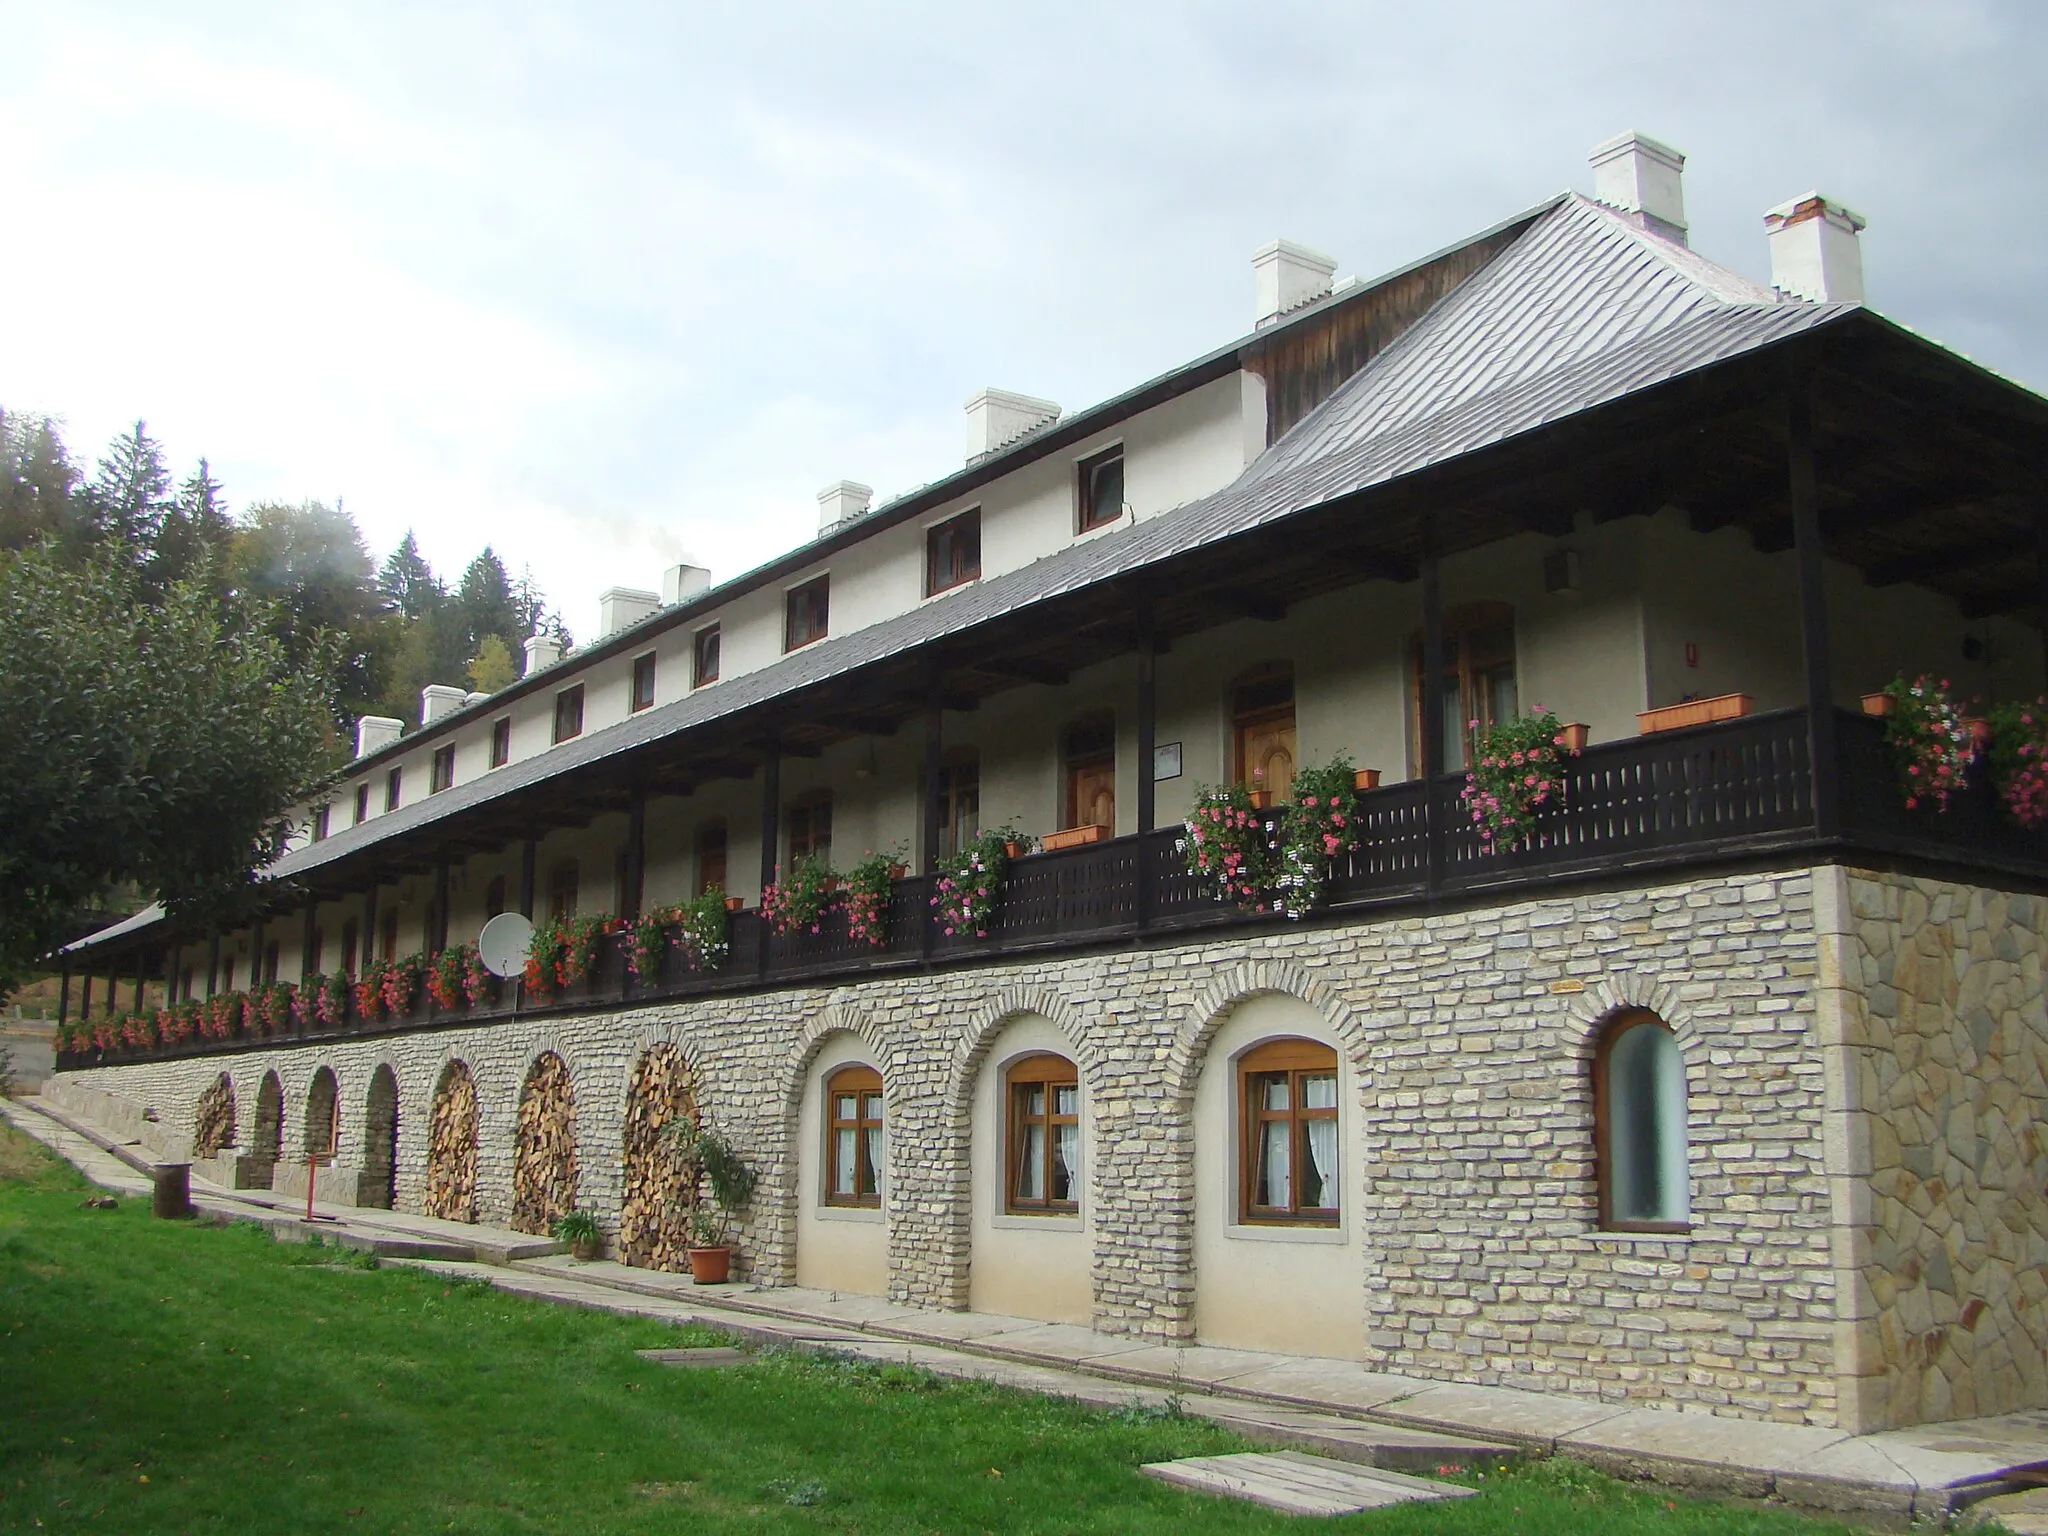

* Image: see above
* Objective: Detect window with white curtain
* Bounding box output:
[1006,1054,1080,1214]
[1239,1038,1340,1225]
[824,1063,883,1208]
[1595,1011,1691,1232]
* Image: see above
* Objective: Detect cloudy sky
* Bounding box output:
[2,1,2041,639]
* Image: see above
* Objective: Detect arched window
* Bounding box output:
[304,1067,340,1157]
[1238,1039,1339,1225]
[1231,663,1296,802]
[1595,1011,1691,1232]
[1062,716,1115,832]
[1005,1053,1080,1214]
[1410,602,1517,774]
[824,1064,884,1207]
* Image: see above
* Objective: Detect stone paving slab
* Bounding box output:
[1141,1451,1471,1516]
[637,1347,748,1368]
[1369,1380,1630,1451]
[1208,1357,1426,1415]
[1556,1406,1856,1500]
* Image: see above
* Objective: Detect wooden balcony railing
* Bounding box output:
[60,705,2048,1067]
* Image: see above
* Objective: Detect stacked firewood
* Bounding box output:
[511,1051,578,1235]
[192,1074,237,1157]
[424,1063,479,1223]
[617,1044,699,1271]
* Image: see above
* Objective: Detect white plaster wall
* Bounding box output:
[1192,993,1365,1358]
[794,1032,888,1296]
[968,1013,1094,1323]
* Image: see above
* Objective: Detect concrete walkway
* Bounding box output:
[11,1091,2048,1521]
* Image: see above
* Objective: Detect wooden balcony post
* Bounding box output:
[132,953,145,1013]
[432,854,451,953]
[1136,614,1158,930]
[759,750,781,893]
[623,787,646,920]
[1420,515,1447,896]
[921,703,943,875]
[518,829,537,920]
[301,904,318,984]
[57,957,69,1029]
[362,887,378,968]
[205,933,221,999]
[250,920,266,989]
[79,965,93,1019]
[1788,383,1839,839]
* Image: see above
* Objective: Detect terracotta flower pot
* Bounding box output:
[1861,691,1896,718]
[570,1236,600,1261]
[723,896,745,913]
[688,1246,731,1284]
[1248,789,1275,810]
[1039,824,1109,851]
[1968,717,1994,750]
[1003,840,1028,859]
[1352,768,1382,792]
[1554,723,1590,752]
[887,863,908,880]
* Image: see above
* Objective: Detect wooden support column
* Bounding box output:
[80,967,93,1019]
[362,886,379,966]
[758,750,782,893]
[432,855,451,954]
[921,704,944,875]
[2034,507,2048,675]
[622,788,646,920]
[1788,384,1839,840]
[301,905,319,984]
[1420,515,1447,896]
[205,933,221,999]
[1135,613,1158,930]
[57,958,70,1028]
[518,829,538,920]
[250,921,266,987]
[132,954,145,1013]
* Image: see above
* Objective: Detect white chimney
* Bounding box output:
[464,690,489,707]
[598,586,660,637]
[964,389,1060,461]
[523,631,562,674]
[1764,193,1867,304]
[1252,239,1337,326]
[354,715,403,759]
[420,684,468,725]
[661,563,711,605]
[1589,131,1688,245]
[816,480,873,533]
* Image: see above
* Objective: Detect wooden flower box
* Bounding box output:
[723,896,746,913]
[1637,693,1753,735]
[1352,768,1382,792]
[1861,691,1894,718]
[1554,723,1591,752]
[1040,824,1109,852]
[1002,840,1030,859]
[1248,789,1275,810]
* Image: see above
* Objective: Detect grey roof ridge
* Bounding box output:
[322,194,1573,785]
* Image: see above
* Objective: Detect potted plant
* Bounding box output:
[1460,708,1579,851]
[550,1209,604,1261]
[932,827,1020,939]
[662,1117,756,1284]
[1878,674,1972,812]
[460,944,498,1008]
[1988,696,2048,828]
[674,889,732,972]
[427,946,469,1009]
[624,906,681,980]
[1180,780,1280,910]
[761,853,832,936]
[381,951,424,1016]
[842,847,903,948]
[1273,753,1362,919]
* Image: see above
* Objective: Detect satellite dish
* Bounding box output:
[477,912,534,979]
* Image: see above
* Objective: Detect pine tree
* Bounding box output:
[455,547,519,660]
[149,457,235,595]
[377,531,445,621]
[0,408,83,551]
[82,420,174,553]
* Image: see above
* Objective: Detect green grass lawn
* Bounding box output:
[0,1118,1878,1534]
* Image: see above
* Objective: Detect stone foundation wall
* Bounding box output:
[54,868,1845,1423]
[1818,869,2048,1432]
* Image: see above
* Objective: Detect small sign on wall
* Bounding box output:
[1152,742,1183,782]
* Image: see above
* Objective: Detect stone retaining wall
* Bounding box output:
[53,868,1854,1423]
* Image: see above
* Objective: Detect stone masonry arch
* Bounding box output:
[192,1074,236,1158]
[617,1040,699,1271]
[511,1050,579,1235]
[425,1059,480,1223]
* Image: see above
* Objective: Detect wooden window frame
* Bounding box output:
[490,717,512,768]
[786,790,833,867]
[552,684,585,744]
[937,748,980,860]
[695,821,729,898]
[785,576,830,652]
[1004,1053,1081,1215]
[378,908,398,963]
[340,919,359,978]
[1594,1009,1692,1234]
[484,875,507,920]
[1409,601,1518,775]
[1062,714,1117,831]
[384,767,402,813]
[1230,662,1296,790]
[823,1063,884,1208]
[925,508,982,596]
[1076,445,1125,534]
[353,783,369,825]
[630,651,657,713]
[547,860,579,922]
[311,805,330,843]
[692,624,721,687]
[1237,1038,1341,1226]
[430,744,456,794]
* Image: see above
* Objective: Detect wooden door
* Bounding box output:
[1235,712,1297,801]
[1067,758,1115,831]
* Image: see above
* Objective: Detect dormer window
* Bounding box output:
[785,577,830,651]
[926,509,982,596]
[1077,446,1125,533]
[553,684,585,744]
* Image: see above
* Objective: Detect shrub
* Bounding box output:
[380,952,423,1016]
[1273,754,1361,919]
[426,946,469,1009]
[761,853,833,937]
[931,828,1019,939]
[1461,709,1576,851]
[1988,697,2048,828]
[842,848,903,948]
[1880,673,1973,812]
[1180,782,1278,909]
[674,890,731,973]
